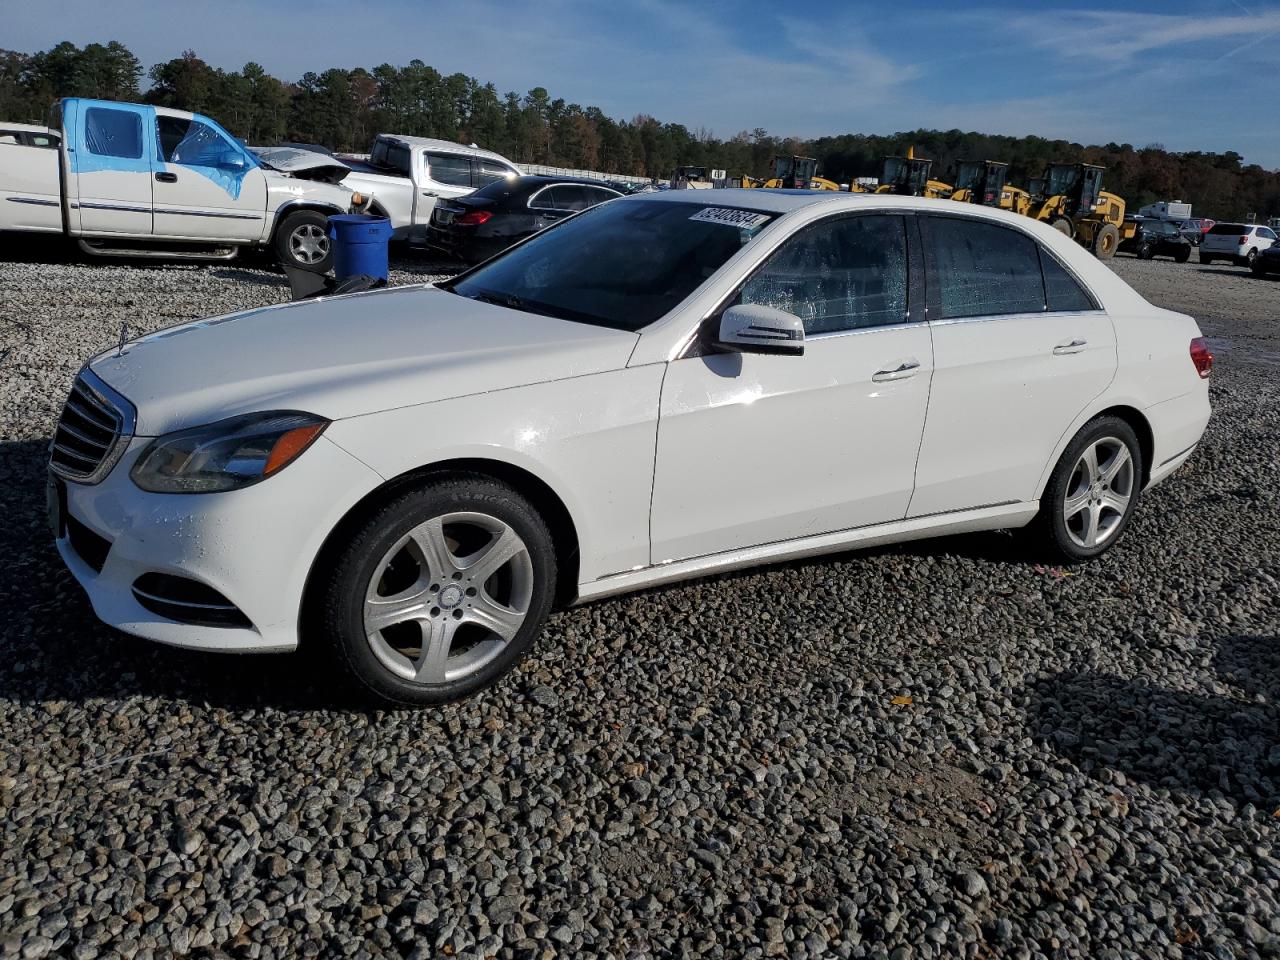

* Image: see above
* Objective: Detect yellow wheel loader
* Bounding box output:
[874,148,952,199]
[1026,163,1128,259]
[739,155,846,191]
[950,160,1009,206]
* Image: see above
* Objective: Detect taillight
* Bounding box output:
[458,210,492,226]
[1190,337,1213,379]
[1238,235,1249,245]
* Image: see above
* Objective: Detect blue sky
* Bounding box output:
[9,0,1280,168]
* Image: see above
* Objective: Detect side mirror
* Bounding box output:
[218,152,247,172]
[718,304,805,356]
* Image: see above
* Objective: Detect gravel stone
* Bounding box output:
[0,245,1276,958]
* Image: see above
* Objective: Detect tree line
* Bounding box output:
[2,41,1278,220]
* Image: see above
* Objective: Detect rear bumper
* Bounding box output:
[1145,388,1211,489]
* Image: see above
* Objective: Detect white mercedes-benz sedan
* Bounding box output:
[48,190,1212,705]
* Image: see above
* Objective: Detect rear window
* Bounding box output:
[1208,223,1245,235]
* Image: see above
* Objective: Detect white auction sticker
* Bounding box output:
[689,207,771,230]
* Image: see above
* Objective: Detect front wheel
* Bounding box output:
[1245,248,1259,268]
[1137,241,1154,260]
[1031,416,1144,563]
[274,209,333,274]
[316,477,557,706]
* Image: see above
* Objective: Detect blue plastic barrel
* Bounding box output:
[328,214,393,282]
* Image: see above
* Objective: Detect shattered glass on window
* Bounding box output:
[927,217,1046,319]
[738,215,908,334]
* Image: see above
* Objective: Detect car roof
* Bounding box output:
[508,175,623,189]
[0,122,54,133]
[376,133,514,165]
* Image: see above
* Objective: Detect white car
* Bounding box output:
[335,134,522,244]
[1199,222,1277,267]
[48,191,1212,705]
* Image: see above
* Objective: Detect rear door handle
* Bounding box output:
[1053,338,1087,355]
[154,171,177,183]
[872,358,921,382]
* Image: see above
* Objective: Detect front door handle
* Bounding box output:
[872,358,921,382]
[1053,338,1088,355]
[154,171,177,183]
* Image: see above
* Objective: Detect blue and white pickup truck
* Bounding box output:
[0,98,369,272]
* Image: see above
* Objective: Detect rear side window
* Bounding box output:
[737,214,909,334]
[530,185,577,210]
[1039,251,1098,312]
[85,108,143,159]
[427,153,472,187]
[580,186,621,208]
[924,216,1045,319]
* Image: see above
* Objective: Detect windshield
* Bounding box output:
[448,199,779,331]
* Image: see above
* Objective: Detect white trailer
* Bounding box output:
[1138,201,1192,221]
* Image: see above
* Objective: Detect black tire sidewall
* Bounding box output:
[1137,242,1154,260]
[274,210,334,274]
[1175,247,1191,263]
[319,477,557,706]
[1038,416,1144,563]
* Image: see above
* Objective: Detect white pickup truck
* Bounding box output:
[331,135,521,245]
[0,98,369,272]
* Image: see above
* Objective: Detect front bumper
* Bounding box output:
[53,435,383,652]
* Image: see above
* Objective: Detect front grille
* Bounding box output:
[132,573,252,629]
[49,371,135,484]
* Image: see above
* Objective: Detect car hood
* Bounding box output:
[251,146,351,183]
[90,286,639,436]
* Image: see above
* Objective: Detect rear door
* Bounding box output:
[910,214,1116,517]
[151,112,267,241]
[67,100,154,236]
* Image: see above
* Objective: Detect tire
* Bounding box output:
[1245,248,1259,268]
[1092,223,1119,260]
[1251,259,1268,277]
[273,209,333,274]
[1200,255,1213,265]
[316,476,557,706]
[1031,416,1144,564]
[1137,241,1154,260]
[1051,217,1074,238]
[1175,246,1191,263]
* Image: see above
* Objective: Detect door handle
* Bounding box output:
[1053,338,1087,355]
[154,171,177,183]
[872,358,921,382]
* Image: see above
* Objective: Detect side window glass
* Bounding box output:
[925,217,1045,319]
[1040,250,1098,312]
[157,117,234,167]
[528,186,558,210]
[555,186,591,211]
[476,160,513,187]
[738,215,909,334]
[426,153,473,187]
[85,108,142,159]
[581,187,619,209]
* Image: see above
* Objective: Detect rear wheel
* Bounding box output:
[1031,416,1143,563]
[1245,248,1259,268]
[274,209,333,274]
[317,477,557,706]
[1175,246,1191,263]
[1092,223,1119,260]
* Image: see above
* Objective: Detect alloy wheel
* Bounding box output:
[1062,437,1135,549]
[289,223,330,265]
[363,512,533,685]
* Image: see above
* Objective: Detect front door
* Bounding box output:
[909,214,1117,517]
[650,213,933,563]
[151,112,266,242]
[68,100,154,237]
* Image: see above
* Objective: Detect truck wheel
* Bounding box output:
[1052,217,1074,238]
[274,210,332,274]
[1092,223,1119,259]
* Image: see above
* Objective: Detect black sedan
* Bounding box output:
[1250,243,1280,278]
[1119,218,1193,262]
[427,175,623,263]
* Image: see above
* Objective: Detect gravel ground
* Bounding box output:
[0,240,1277,960]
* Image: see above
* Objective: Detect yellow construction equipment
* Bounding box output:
[1026,163,1127,259]
[738,155,853,191]
[874,147,952,199]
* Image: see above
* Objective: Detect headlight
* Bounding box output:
[131,412,328,494]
